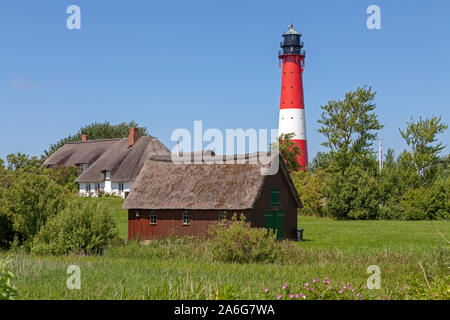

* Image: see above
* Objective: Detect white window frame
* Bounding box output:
[85,183,91,192]
[118,183,124,192]
[150,211,157,225]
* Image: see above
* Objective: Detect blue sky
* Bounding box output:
[0,0,449,160]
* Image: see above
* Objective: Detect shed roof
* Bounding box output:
[122,152,302,210]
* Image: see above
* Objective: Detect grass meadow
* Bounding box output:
[1,198,449,300]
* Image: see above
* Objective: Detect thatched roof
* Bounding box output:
[122,152,302,210]
[43,136,171,182]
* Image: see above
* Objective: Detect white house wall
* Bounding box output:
[79,181,131,198]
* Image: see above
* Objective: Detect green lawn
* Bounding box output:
[1,198,448,300]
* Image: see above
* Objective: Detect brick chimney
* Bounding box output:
[82,134,88,141]
[128,128,140,147]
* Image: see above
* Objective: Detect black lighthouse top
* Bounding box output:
[279,24,305,56]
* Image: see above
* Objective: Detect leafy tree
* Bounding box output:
[309,151,331,172]
[42,167,80,193]
[324,163,379,220]
[291,169,328,216]
[6,153,42,173]
[32,198,117,255]
[0,173,69,249]
[42,120,148,160]
[271,133,302,172]
[399,116,448,181]
[318,86,383,172]
[397,177,449,220]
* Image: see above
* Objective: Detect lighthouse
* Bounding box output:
[278,24,308,169]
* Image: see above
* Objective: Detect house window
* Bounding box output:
[94,183,101,191]
[118,183,124,192]
[86,184,91,192]
[81,164,89,172]
[270,189,280,206]
[183,211,190,225]
[104,171,110,181]
[219,211,226,221]
[150,211,157,225]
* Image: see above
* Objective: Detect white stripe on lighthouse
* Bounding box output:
[278,108,307,140]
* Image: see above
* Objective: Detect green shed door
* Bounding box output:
[265,210,285,240]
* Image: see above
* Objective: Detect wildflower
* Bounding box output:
[339,289,343,294]
[289,295,294,298]
[282,285,286,290]
[305,282,309,286]
[302,295,306,299]
[313,279,317,283]
[295,294,299,299]
[264,288,268,293]
[277,295,282,300]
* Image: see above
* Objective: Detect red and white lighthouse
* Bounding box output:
[278,24,308,169]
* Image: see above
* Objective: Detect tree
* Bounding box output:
[0,173,68,249]
[291,169,328,217]
[272,133,302,172]
[6,153,42,173]
[42,120,148,160]
[318,86,383,172]
[399,116,448,180]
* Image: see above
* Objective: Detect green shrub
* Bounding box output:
[0,173,68,249]
[32,198,118,255]
[292,169,328,217]
[208,214,281,263]
[0,258,18,300]
[324,165,379,220]
[397,177,449,220]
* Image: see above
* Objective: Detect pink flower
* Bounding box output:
[282,286,286,290]
[277,295,282,300]
[264,288,268,293]
[289,295,294,298]
[305,282,309,286]
[302,295,306,299]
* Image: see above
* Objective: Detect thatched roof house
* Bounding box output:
[123,153,302,240]
[43,128,170,197]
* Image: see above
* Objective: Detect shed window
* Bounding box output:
[150,211,157,225]
[94,183,101,191]
[270,189,280,206]
[86,184,91,192]
[183,211,190,225]
[219,211,226,221]
[118,183,124,192]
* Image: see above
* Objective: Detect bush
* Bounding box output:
[324,165,379,220]
[208,214,281,263]
[32,198,118,255]
[292,169,327,217]
[397,177,450,220]
[0,173,68,249]
[0,258,18,300]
